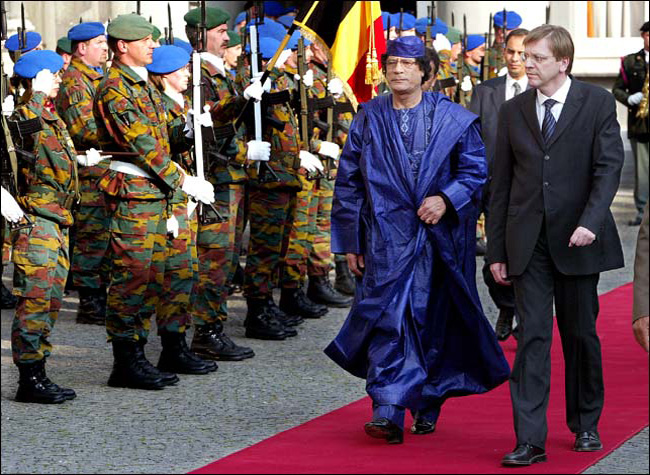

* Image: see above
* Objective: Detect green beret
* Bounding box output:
[56,36,73,54]
[107,14,155,41]
[445,26,461,45]
[184,6,230,29]
[227,31,241,48]
[152,25,162,41]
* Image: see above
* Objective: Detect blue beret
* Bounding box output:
[5,31,41,52]
[493,11,522,29]
[381,12,390,31]
[235,11,247,25]
[159,37,194,56]
[13,50,64,78]
[146,45,190,74]
[286,30,311,50]
[264,1,292,17]
[246,18,286,42]
[389,13,416,31]
[259,36,280,60]
[466,34,486,51]
[68,22,105,41]
[277,14,295,29]
[415,17,448,36]
[386,36,424,58]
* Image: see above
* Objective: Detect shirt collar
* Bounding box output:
[506,73,528,90]
[537,75,571,107]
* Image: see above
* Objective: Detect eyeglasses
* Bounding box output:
[521,52,552,64]
[386,58,418,69]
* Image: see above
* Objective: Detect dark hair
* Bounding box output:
[425,47,440,77]
[380,53,432,85]
[185,26,199,49]
[505,28,529,45]
[107,36,120,54]
[641,21,649,33]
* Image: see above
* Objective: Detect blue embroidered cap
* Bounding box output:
[386,36,424,58]
[466,34,486,51]
[146,45,190,74]
[68,22,105,41]
[493,11,522,29]
[5,31,41,52]
[13,50,64,78]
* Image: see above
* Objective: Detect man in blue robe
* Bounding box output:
[325,36,510,444]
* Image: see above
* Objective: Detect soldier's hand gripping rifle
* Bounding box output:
[297,35,323,181]
[192,0,226,224]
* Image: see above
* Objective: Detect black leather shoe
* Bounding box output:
[76,287,106,325]
[107,340,167,390]
[35,365,76,400]
[334,260,356,296]
[191,323,254,361]
[574,431,603,452]
[501,444,547,466]
[245,299,288,340]
[364,418,404,444]
[280,288,328,319]
[15,361,68,404]
[158,332,213,375]
[307,275,353,308]
[495,308,515,341]
[1,281,18,309]
[411,419,436,435]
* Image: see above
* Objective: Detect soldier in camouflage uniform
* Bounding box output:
[485,11,522,80]
[94,14,216,390]
[55,22,109,326]
[8,51,78,404]
[460,35,486,105]
[183,6,256,359]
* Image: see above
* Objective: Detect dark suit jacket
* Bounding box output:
[469,76,507,178]
[487,78,625,276]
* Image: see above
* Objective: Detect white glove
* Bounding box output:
[461,75,473,92]
[276,49,293,69]
[299,150,324,173]
[628,91,644,106]
[76,148,107,167]
[2,95,14,116]
[166,214,179,238]
[199,52,226,77]
[1,186,24,223]
[318,141,340,159]
[433,33,451,53]
[32,69,56,95]
[244,73,270,101]
[327,77,344,98]
[184,105,213,138]
[181,175,215,205]
[302,69,314,87]
[247,140,271,161]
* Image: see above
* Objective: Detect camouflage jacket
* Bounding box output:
[11,92,79,227]
[160,92,192,206]
[486,45,505,80]
[435,51,458,99]
[94,59,186,200]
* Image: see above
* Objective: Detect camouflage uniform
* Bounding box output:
[191,59,249,328]
[94,59,186,342]
[55,56,110,291]
[244,67,301,299]
[461,62,482,106]
[485,43,505,80]
[435,50,458,99]
[10,91,79,364]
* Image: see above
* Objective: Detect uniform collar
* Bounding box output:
[68,56,103,80]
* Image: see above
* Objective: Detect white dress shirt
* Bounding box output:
[536,76,572,129]
[505,74,528,101]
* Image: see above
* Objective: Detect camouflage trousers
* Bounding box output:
[193,183,246,326]
[104,197,168,342]
[307,178,334,277]
[243,187,297,299]
[281,176,318,288]
[154,191,198,335]
[70,174,111,290]
[11,214,69,364]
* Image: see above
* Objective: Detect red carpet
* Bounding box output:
[191,283,648,474]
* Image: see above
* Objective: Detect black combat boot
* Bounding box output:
[133,340,180,386]
[227,263,245,295]
[280,287,328,319]
[191,321,255,361]
[1,281,18,309]
[76,287,106,325]
[15,360,70,404]
[334,260,356,296]
[244,298,288,340]
[158,331,216,375]
[265,297,300,334]
[107,340,167,390]
[307,275,353,308]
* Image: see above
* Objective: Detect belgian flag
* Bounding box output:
[293,1,386,107]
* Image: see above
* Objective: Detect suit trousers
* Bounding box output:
[510,227,603,449]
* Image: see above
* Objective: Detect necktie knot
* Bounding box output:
[543,98,557,110]
[513,82,521,96]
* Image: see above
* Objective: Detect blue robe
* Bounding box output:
[325,92,510,411]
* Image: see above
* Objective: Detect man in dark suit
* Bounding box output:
[487,25,625,466]
[470,28,529,342]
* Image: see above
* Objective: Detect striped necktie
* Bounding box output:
[513,82,521,96]
[541,99,558,144]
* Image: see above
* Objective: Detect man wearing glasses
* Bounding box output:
[326,36,509,445]
[488,25,624,465]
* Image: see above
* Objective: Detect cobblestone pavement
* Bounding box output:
[1,154,648,474]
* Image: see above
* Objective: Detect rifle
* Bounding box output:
[192,0,226,224]
[136,1,141,15]
[499,8,507,72]
[481,32,488,81]
[425,5,433,49]
[451,11,455,28]
[545,5,551,24]
[398,8,403,37]
[166,3,173,44]
[454,16,465,105]
[296,36,322,181]
[323,61,336,180]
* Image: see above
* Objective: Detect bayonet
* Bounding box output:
[399,8,403,37]
[136,1,141,16]
[167,3,173,44]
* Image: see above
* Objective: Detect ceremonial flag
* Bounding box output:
[293,1,386,107]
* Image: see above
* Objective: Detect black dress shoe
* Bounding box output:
[411,419,436,435]
[574,431,603,452]
[501,444,547,466]
[364,418,404,444]
[495,308,515,341]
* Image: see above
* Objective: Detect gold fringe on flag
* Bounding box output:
[365,11,380,86]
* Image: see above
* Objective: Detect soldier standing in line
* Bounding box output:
[55,22,109,326]
[8,51,79,403]
[460,35,486,105]
[485,11,523,80]
[183,6,259,359]
[55,37,73,71]
[94,14,216,390]
[224,31,242,79]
